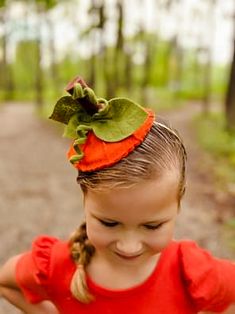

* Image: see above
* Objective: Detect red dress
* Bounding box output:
[15,236,235,314]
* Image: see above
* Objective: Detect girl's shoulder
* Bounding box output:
[31,235,71,261]
[168,240,235,312]
[30,235,75,279]
[170,239,235,289]
[174,239,235,277]
[16,235,75,302]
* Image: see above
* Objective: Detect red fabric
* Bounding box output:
[67,110,155,172]
[15,236,235,314]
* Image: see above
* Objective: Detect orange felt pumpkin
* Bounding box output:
[67,110,155,172]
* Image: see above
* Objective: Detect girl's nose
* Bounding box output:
[115,235,143,256]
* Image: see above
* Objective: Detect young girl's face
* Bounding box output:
[84,171,180,267]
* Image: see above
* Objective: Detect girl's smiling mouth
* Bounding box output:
[114,251,143,260]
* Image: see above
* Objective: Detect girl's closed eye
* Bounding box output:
[144,222,165,230]
[99,219,119,227]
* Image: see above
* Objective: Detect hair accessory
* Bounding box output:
[49,76,155,172]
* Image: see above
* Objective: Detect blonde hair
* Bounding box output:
[69,222,95,303]
[69,118,187,303]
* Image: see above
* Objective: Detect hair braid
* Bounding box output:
[69,222,95,303]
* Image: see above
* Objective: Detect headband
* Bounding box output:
[49,76,155,172]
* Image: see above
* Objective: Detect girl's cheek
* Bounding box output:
[87,222,113,249]
[147,225,175,251]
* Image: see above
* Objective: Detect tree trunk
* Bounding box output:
[201,0,217,114]
[103,47,115,99]
[174,38,183,101]
[164,40,174,87]
[1,18,7,94]
[35,37,43,108]
[225,37,235,131]
[203,48,212,115]
[141,37,153,105]
[165,36,183,104]
[192,48,201,91]
[47,16,60,93]
[88,51,96,88]
[35,2,44,108]
[0,4,14,100]
[0,4,6,93]
[124,47,133,94]
[113,0,124,91]
[86,0,106,90]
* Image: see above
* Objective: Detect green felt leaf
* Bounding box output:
[76,125,93,142]
[69,154,84,164]
[84,87,98,106]
[90,98,147,142]
[69,142,84,163]
[63,115,92,139]
[49,96,81,125]
[51,93,147,152]
[72,83,85,99]
[63,115,80,138]
[93,101,112,119]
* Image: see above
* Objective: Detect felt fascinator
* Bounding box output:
[49,76,155,172]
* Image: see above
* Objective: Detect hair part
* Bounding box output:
[69,117,187,303]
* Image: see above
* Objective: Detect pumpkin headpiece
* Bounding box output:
[49,76,155,172]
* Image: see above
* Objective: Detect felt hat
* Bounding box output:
[49,76,155,172]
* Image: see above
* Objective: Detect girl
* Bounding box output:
[0,77,235,314]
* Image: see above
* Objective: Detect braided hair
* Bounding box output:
[69,222,95,303]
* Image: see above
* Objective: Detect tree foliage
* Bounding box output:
[0,0,232,115]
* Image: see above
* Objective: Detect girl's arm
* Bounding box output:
[0,286,59,314]
[222,304,235,313]
[201,305,235,314]
[0,255,59,314]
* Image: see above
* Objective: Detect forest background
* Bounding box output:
[0,0,235,248]
[1,1,235,313]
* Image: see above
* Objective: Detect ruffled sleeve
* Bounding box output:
[179,241,235,312]
[15,236,59,303]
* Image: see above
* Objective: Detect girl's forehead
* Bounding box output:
[84,172,179,220]
[86,171,179,199]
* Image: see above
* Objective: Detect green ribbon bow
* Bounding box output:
[49,78,147,163]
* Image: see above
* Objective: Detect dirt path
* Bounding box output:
[0,102,234,313]
[166,104,235,257]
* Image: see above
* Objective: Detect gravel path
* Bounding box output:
[0,102,234,313]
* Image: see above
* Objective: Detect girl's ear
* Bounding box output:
[176,184,185,212]
[79,184,87,206]
[82,192,86,207]
[79,184,87,194]
[178,185,186,208]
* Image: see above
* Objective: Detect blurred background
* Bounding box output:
[0,0,235,114]
[0,0,235,312]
